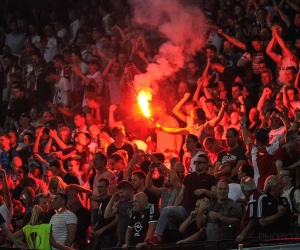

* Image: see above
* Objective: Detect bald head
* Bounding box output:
[12,157,22,173]
[133,192,149,212]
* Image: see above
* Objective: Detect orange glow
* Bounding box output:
[137,90,152,118]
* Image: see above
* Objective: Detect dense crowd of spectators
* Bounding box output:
[0,0,300,249]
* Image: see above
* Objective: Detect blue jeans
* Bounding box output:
[154,206,190,236]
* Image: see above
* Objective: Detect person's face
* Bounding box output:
[21,193,32,207]
[287,89,297,102]
[194,156,208,173]
[285,69,296,83]
[93,155,105,170]
[92,30,101,41]
[260,28,270,41]
[203,140,213,153]
[251,40,263,52]
[217,182,229,201]
[85,113,95,126]
[223,41,232,53]
[111,36,119,47]
[13,88,23,99]
[30,108,39,120]
[232,86,242,99]
[44,25,53,37]
[42,112,53,123]
[38,197,49,212]
[109,158,124,172]
[114,130,125,143]
[16,168,25,181]
[294,13,300,27]
[206,49,216,59]
[97,180,109,196]
[101,37,110,47]
[225,130,237,147]
[0,136,10,149]
[154,106,166,119]
[133,195,145,212]
[188,62,197,75]
[230,112,240,125]
[269,114,281,129]
[295,39,300,50]
[259,63,267,73]
[275,94,283,106]
[178,82,189,98]
[272,177,283,196]
[23,135,30,146]
[112,62,121,75]
[206,102,216,113]
[234,6,243,16]
[214,126,224,139]
[52,195,63,210]
[9,132,17,145]
[118,53,127,65]
[50,166,60,177]
[118,188,131,201]
[174,163,185,182]
[19,116,30,127]
[67,160,79,175]
[89,125,99,141]
[76,133,87,146]
[88,63,99,74]
[32,55,40,66]
[58,130,70,143]
[131,175,142,190]
[185,137,197,152]
[261,72,272,85]
[43,170,53,183]
[10,22,18,32]
[71,53,78,64]
[74,115,85,128]
[288,135,298,151]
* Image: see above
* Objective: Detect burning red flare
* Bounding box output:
[137,90,152,118]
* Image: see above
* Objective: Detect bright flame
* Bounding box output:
[137,90,152,118]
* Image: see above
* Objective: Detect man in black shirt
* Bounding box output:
[49,159,79,185]
[92,178,118,250]
[216,128,247,183]
[257,175,292,238]
[123,192,159,248]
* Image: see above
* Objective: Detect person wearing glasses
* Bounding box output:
[147,154,216,245]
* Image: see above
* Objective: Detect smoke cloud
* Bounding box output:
[129,0,209,92]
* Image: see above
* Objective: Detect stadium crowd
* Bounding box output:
[0,0,300,249]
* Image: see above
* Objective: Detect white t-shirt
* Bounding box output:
[82,71,104,107]
[282,186,300,213]
[69,20,80,45]
[50,210,78,250]
[228,183,245,201]
[269,126,285,144]
[53,77,71,107]
[44,37,60,62]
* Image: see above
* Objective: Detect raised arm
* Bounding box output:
[174,184,186,206]
[102,59,115,79]
[206,100,227,128]
[217,29,246,51]
[272,25,294,59]
[145,166,161,197]
[108,105,124,129]
[104,193,120,219]
[0,168,12,210]
[169,158,182,192]
[172,92,191,123]
[124,154,141,180]
[266,34,279,63]
[155,124,190,135]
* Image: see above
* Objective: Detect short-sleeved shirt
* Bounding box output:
[91,169,117,209]
[274,147,300,170]
[251,141,279,190]
[217,146,247,175]
[53,77,71,107]
[96,195,116,235]
[116,200,134,242]
[50,210,78,250]
[282,187,300,214]
[182,172,216,211]
[269,126,285,144]
[128,204,159,246]
[240,190,261,239]
[205,198,242,241]
[107,142,135,161]
[257,193,291,235]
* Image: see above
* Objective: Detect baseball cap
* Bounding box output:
[20,112,31,120]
